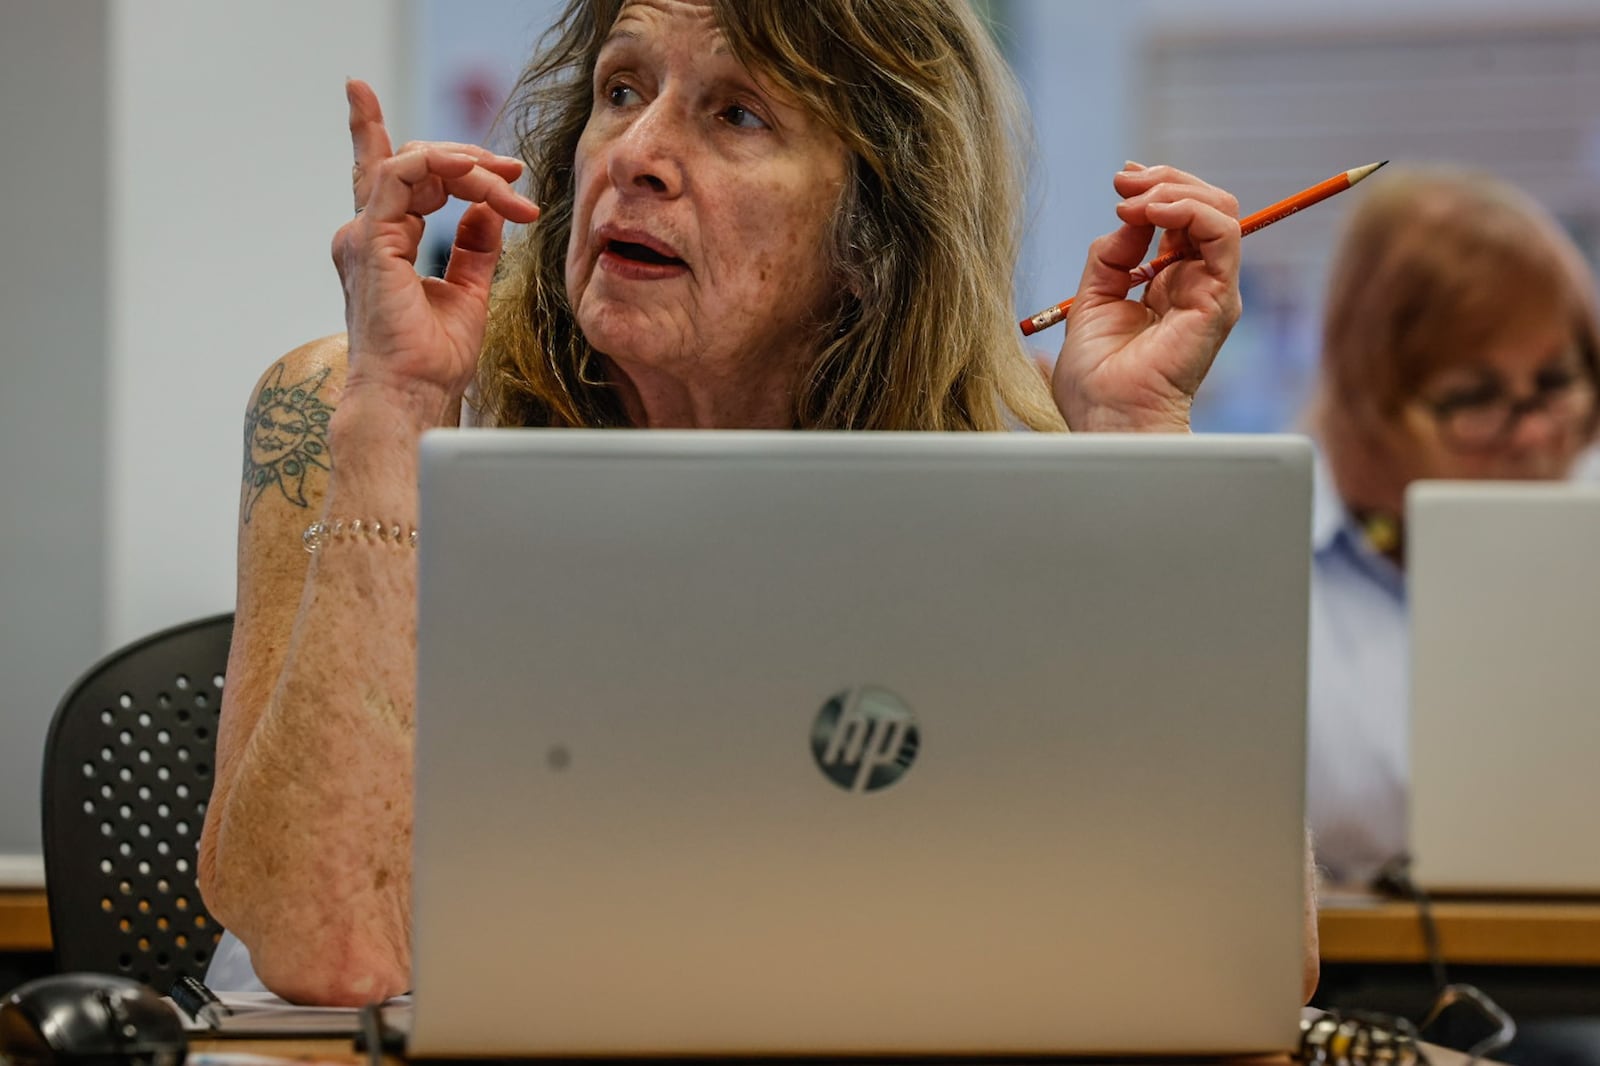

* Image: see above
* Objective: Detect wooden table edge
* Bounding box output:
[1320,897,1600,965]
[0,888,51,952]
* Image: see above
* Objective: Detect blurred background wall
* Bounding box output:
[0,0,405,870]
[1,0,1597,866]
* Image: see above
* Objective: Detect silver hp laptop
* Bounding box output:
[1409,481,1600,893]
[410,430,1312,1058]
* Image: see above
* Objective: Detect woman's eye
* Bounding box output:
[1535,367,1578,395]
[720,104,768,130]
[1432,387,1499,413]
[606,83,640,107]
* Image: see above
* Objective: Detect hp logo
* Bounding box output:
[811,686,920,792]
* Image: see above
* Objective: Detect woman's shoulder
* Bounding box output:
[246,334,350,410]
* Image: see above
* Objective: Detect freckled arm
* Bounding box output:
[199,337,435,1006]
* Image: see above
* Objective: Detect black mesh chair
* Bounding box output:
[41,613,233,987]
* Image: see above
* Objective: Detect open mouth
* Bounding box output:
[606,240,686,268]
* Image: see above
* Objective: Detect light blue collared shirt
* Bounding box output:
[1305,444,1600,886]
[1305,453,1409,887]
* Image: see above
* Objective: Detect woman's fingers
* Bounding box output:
[396,140,525,183]
[1112,169,1240,274]
[333,81,541,404]
[1071,219,1157,311]
[1112,163,1240,218]
[1114,184,1239,243]
[340,81,539,288]
[1143,198,1242,286]
[347,79,395,213]
[347,75,530,222]
[1052,164,1244,431]
[364,146,540,226]
[1073,164,1243,313]
[441,202,515,298]
[393,160,525,219]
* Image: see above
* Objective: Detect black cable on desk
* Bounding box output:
[1373,854,1517,1065]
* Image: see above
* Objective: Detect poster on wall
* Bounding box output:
[413,0,561,276]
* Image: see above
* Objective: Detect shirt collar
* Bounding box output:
[1310,448,1346,554]
[1311,445,1406,599]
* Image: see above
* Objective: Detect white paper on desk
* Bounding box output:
[165,990,412,1036]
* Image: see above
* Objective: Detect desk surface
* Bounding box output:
[12,886,1600,965]
[191,1032,1489,1065]
[0,889,49,952]
[1317,892,1600,965]
[12,886,1600,964]
[0,882,1505,1066]
[194,1037,364,1063]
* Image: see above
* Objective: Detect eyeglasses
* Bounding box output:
[1419,363,1596,452]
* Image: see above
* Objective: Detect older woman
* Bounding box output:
[1306,165,1600,888]
[199,0,1252,1005]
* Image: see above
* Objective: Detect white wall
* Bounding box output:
[1143,0,1600,31]
[1005,5,1143,342]
[106,1,409,648]
[0,1,408,860]
[0,2,111,859]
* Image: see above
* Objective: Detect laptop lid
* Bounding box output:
[1408,481,1600,893]
[410,430,1311,1057]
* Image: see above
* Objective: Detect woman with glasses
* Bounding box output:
[1305,165,1600,889]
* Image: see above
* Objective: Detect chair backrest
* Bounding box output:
[42,613,233,987]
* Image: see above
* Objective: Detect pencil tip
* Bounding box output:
[1347,160,1389,185]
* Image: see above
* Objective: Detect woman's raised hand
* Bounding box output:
[1051,163,1242,433]
[332,79,541,424]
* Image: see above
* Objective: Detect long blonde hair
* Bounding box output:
[476,0,1064,432]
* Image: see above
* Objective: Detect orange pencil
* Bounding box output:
[1019,160,1388,336]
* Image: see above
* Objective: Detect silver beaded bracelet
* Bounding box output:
[303,518,419,554]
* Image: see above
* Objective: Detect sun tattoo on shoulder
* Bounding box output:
[242,363,334,522]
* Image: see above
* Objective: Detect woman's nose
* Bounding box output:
[608,101,687,198]
[1506,404,1562,453]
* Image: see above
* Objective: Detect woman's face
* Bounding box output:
[565,0,850,415]
[1398,314,1597,482]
